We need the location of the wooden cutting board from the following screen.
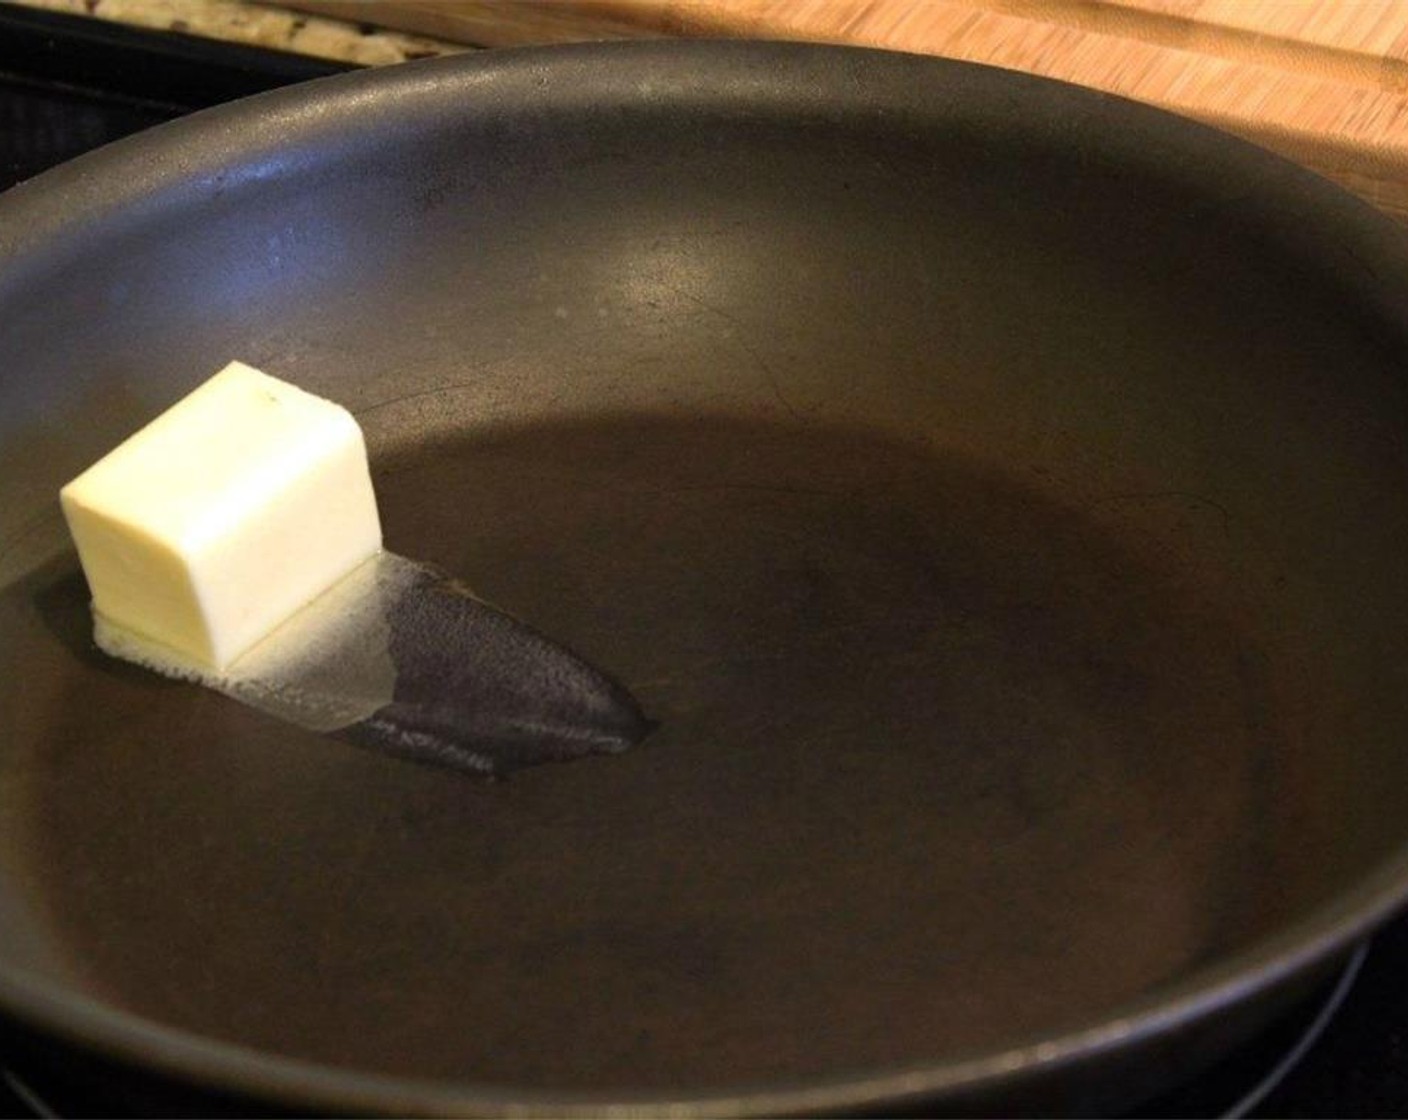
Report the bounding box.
[287,0,1408,225]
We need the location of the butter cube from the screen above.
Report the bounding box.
[60,361,382,671]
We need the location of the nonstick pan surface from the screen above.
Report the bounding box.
[3,41,1408,1116]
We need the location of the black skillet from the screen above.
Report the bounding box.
[2,40,1408,1116]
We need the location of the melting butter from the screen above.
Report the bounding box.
[95,551,652,777]
[64,362,651,776]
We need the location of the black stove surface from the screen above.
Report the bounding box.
[1,6,1406,1116]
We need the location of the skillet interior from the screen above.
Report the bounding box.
[2,41,1408,1114]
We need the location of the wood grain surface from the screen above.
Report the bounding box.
[289,0,1408,223]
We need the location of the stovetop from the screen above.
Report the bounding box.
[1,6,1406,1116]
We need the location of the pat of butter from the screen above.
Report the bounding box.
[60,361,382,671]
